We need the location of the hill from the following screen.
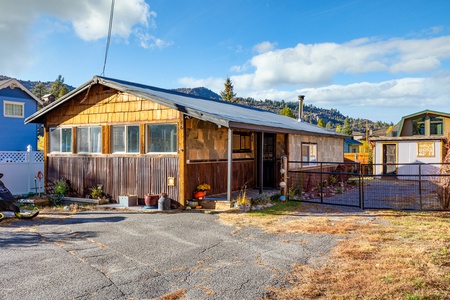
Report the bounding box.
[0,75,75,94]
[176,87,391,132]
[174,87,221,100]
[2,75,390,132]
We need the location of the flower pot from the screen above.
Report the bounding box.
[144,195,158,206]
[144,195,151,206]
[193,191,206,199]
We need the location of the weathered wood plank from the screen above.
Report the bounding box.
[47,156,180,203]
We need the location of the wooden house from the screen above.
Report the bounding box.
[370,110,450,175]
[0,79,42,151]
[25,76,346,206]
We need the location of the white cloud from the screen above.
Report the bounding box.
[0,0,167,75]
[230,36,450,90]
[253,41,277,54]
[177,77,225,91]
[235,74,450,123]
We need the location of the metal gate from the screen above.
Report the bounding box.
[287,161,450,211]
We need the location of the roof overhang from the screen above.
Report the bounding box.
[370,135,446,142]
[25,75,347,139]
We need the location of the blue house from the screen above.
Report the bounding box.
[0,79,42,151]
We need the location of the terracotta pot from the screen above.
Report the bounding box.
[193,191,206,199]
[144,195,158,206]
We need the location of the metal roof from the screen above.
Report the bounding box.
[26,75,346,138]
[344,138,363,145]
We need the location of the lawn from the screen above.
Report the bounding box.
[219,201,450,299]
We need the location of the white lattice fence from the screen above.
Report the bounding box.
[0,151,44,195]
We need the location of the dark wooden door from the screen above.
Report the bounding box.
[262,133,275,187]
[383,144,397,175]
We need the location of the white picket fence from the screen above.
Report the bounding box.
[0,151,44,195]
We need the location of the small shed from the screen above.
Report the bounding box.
[25,76,346,206]
[371,110,450,176]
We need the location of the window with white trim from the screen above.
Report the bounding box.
[111,125,140,153]
[77,126,102,153]
[302,143,317,166]
[146,124,177,153]
[3,101,24,118]
[50,128,72,153]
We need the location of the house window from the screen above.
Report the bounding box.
[3,101,24,118]
[146,124,177,153]
[430,117,443,135]
[233,132,252,153]
[77,126,102,153]
[412,117,425,135]
[111,125,140,153]
[302,143,317,166]
[49,128,72,153]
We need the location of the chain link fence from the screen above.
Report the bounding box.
[287,161,450,211]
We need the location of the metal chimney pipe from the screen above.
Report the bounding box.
[298,95,305,121]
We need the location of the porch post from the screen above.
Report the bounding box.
[227,128,233,202]
[259,132,264,193]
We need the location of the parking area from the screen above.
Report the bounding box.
[0,210,339,300]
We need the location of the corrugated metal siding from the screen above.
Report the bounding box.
[48,156,179,202]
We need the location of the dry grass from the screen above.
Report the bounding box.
[219,203,450,299]
[153,289,187,300]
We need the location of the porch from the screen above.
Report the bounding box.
[196,188,280,210]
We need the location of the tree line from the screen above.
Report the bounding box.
[219,77,392,134]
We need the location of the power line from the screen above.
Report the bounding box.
[101,0,115,76]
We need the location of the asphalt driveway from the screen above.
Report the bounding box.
[0,210,338,300]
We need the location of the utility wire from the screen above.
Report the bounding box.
[101,0,115,76]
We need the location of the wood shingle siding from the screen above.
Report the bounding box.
[46,86,180,127]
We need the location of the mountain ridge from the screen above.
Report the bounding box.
[1,75,390,132]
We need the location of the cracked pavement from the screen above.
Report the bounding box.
[0,211,338,299]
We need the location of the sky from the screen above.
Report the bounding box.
[1,0,450,124]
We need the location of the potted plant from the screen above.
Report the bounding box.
[194,183,211,199]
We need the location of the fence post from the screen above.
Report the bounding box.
[27,151,31,193]
[360,165,364,209]
[320,162,323,203]
[419,164,423,210]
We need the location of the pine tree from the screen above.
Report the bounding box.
[326,121,333,130]
[50,75,69,99]
[342,117,353,135]
[32,82,48,100]
[220,76,237,102]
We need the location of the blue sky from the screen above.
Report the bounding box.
[1,0,450,123]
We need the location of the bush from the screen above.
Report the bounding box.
[53,179,68,196]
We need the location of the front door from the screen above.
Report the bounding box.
[382,144,397,175]
[262,133,275,187]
